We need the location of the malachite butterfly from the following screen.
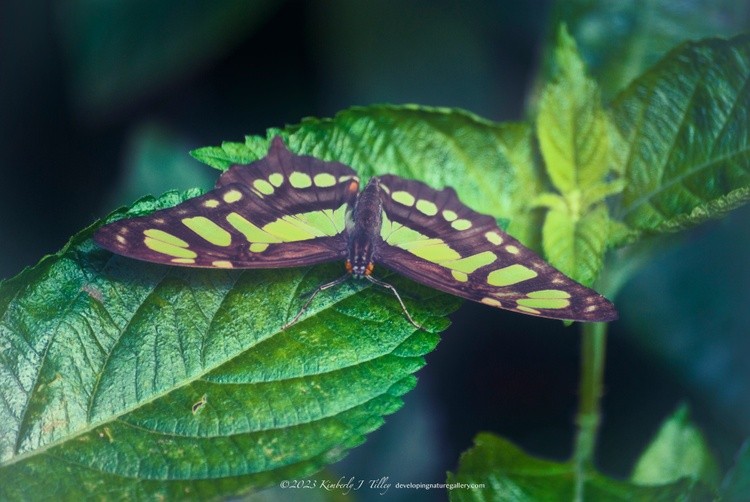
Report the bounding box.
[95,136,617,326]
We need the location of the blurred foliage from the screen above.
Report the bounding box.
[107,122,215,209]
[57,0,282,120]
[542,0,750,101]
[447,432,713,501]
[721,439,750,501]
[619,204,750,438]
[1,0,750,499]
[631,405,720,487]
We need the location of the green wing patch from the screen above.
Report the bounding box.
[374,175,616,322]
[95,137,359,269]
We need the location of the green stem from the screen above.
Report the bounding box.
[573,321,608,501]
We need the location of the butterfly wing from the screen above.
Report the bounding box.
[373,175,617,322]
[95,137,360,269]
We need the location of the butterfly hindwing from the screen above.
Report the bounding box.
[374,175,616,322]
[94,137,359,269]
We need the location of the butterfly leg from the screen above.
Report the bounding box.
[283,274,351,330]
[365,276,423,330]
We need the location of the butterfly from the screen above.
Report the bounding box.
[94,136,617,328]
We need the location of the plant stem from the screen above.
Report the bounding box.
[573,321,608,501]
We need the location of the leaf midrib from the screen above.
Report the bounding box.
[0,264,391,469]
[619,43,750,221]
[621,146,750,221]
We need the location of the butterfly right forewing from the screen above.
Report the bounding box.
[95,137,360,269]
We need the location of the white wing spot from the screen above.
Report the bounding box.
[171,258,195,264]
[203,199,220,208]
[392,191,415,207]
[313,173,337,187]
[416,199,438,216]
[289,171,313,188]
[451,219,472,231]
[451,270,468,282]
[485,231,503,245]
[517,306,541,315]
[442,210,458,222]
[481,297,502,308]
[253,179,275,195]
[223,190,243,203]
[116,235,126,244]
[585,305,598,312]
[269,173,284,187]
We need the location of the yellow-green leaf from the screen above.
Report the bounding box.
[632,405,721,488]
[537,26,610,194]
[542,203,609,287]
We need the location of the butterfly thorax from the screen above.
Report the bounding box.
[345,177,383,278]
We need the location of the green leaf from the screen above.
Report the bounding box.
[721,439,750,501]
[537,26,611,195]
[542,203,609,287]
[611,34,750,235]
[2,104,539,498]
[546,0,750,100]
[0,189,459,499]
[534,27,619,286]
[192,104,544,246]
[631,404,720,488]
[447,433,712,502]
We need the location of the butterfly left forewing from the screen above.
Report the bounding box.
[374,175,617,322]
[95,137,359,269]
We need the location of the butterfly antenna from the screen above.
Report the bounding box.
[283,274,350,330]
[365,275,423,330]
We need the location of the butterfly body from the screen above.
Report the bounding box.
[95,136,617,323]
[346,176,384,278]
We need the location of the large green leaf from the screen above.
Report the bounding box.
[611,34,750,235]
[447,433,713,501]
[192,105,543,246]
[0,189,458,499]
[545,0,750,100]
[0,105,545,498]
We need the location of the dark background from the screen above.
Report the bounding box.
[2,1,749,500]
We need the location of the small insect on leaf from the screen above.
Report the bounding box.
[192,394,208,415]
[96,136,617,326]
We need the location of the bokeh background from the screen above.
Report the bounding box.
[2,1,749,499]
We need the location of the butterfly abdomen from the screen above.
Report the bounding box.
[346,177,383,277]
